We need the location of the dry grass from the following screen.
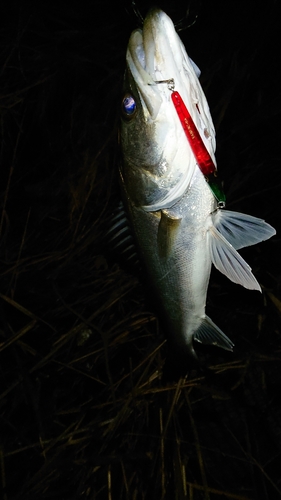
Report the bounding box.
[0,1,280,499]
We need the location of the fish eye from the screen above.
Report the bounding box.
[122,93,137,119]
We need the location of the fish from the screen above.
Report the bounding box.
[118,8,276,358]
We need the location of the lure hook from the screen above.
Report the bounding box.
[149,79,175,91]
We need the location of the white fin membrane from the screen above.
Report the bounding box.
[212,209,276,250]
[208,226,261,291]
[193,316,234,351]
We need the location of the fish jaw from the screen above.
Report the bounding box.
[120,8,216,210]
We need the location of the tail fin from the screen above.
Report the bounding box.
[212,209,276,250]
[208,225,261,290]
[208,209,276,290]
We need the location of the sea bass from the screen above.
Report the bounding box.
[119,9,275,357]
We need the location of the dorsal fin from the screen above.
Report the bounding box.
[105,201,140,269]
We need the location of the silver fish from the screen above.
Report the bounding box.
[119,9,276,357]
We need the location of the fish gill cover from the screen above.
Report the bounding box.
[0,1,280,499]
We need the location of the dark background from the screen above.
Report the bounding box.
[0,1,280,499]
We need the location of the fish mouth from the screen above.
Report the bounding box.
[126,8,188,119]
[124,9,216,211]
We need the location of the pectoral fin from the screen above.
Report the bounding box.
[157,210,181,259]
[212,209,276,250]
[208,225,261,291]
[193,316,234,351]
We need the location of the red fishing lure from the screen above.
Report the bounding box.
[171,90,216,177]
[151,79,226,204]
[172,89,225,204]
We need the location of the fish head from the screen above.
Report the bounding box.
[120,8,216,211]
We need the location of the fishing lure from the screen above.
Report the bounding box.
[151,78,226,205]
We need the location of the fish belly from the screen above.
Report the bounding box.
[125,169,215,350]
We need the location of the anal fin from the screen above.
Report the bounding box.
[193,316,234,351]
